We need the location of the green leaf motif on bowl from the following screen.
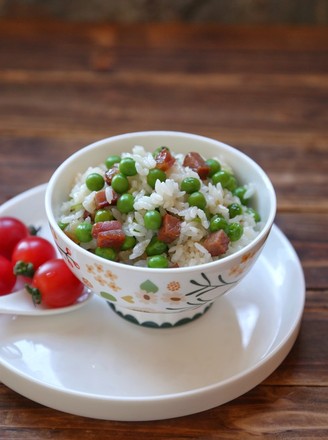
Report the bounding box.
[100,291,117,302]
[165,272,238,311]
[140,280,159,293]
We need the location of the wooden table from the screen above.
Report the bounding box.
[0,20,327,439]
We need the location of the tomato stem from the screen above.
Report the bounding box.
[28,225,41,236]
[13,260,35,277]
[25,284,42,305]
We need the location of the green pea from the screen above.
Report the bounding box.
[146,236,168,256]
[234,186,249,205]
[228,203,243,218]
[111,173,129,194]
[75,222,93,243]
[119,157,137,176]
[226,175,238,191]
[144,210,162,230]
[121,235,137,251]
[85,173,104,191]
[147,255,169,268]
[211,170,231,188]
[94,209,114,223]
[209,214,228,232]
[180,177,201,194]
[247,207,261,223]
[227,223,244,242]
[187,191,207,210]
[117,193,135,213]
[105,155,121,169]
[95,247,117,261]
[147,168,166,189]
[205,158,221,177]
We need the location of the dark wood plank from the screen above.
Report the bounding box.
[265,290,328,386]
[1,71,327,135]
[1,21,328,72]
[1,384,328,439]
[275,213,328,288]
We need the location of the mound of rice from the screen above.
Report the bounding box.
[58,145,262,267]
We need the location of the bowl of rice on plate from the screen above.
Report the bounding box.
[45,131,276,327]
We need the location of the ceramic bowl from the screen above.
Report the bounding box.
[45,131,276,328]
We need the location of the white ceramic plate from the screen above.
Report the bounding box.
[0,184,305,421]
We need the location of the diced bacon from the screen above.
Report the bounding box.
[92,220,125,249]
[92,220,122,238]
[157,213,181,244]
[197,165,211,180]
[107,189,119,205]
[94,189,118,209]
[155,147,176,171]
[202,230,230,257]
[97,229,126,250]
[104,165,119,185]
[94,190,110,209]
[183,152,210,180]
[83,210,93,220]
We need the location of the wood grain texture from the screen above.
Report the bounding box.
[1,0,327,25]
[0,20,327,439]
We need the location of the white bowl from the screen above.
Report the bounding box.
[45,131,276,327]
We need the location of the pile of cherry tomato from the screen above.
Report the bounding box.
[0,216,84,308]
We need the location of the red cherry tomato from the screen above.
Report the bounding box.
[0,255,16,295]
[32,259,84,308]
[12,236,57,276]
[0,217,29,259]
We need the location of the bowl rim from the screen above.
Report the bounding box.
[45,130,276,274]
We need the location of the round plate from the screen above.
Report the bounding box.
[0,184,305,421]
